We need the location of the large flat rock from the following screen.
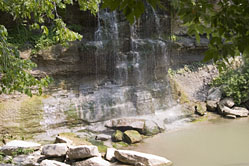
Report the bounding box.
[67,145,100,160]
[114,150,172,166]
[219,105,248,117]
[105,118,145,132]
[41,143,68,157]
[0,140,41,155]
[40,159,70,166]
[72,157,110,166]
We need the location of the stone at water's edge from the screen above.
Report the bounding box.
[67,145,100,160]
[106,118,163,136]
[144,120,161,136]
[206,100,217,112]
[195,102,207,116]
[72,157,110,166]
[219,105,248,117]
[219,98,235,108]
[123,130,143,144]
[207,87,222,102]
[40,159,70,166]
[112,130,124,142]
[41,143,68,157]
[114,150,173,166]
[105,118,145,132]
[0,140,41,155]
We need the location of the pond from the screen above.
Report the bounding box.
[133,116,249,166]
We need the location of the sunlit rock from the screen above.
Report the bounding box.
[0,140,41,155]
[115,150,172,166]
[67,145,100,160]
[41,144,68,157]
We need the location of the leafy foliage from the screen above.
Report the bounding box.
[102,0,162,23]
[0,0,101,96]
[173,0,249,69]
[212,61,249,104]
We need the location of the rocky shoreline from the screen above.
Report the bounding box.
[0,134,172,166]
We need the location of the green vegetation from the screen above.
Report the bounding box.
[112,141,129,149]
[11,148,34,156]
[88,138,108,153]
[173,0,249,69]
[212,61,249,104]
[59,132,92,145]
[0,0,248,96]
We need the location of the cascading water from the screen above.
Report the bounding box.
[33,4,183,138]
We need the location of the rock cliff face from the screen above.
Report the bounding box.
[29,3,207,123]
[0,3,207,126]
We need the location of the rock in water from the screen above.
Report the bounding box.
[115,150,172,166]
[111,130,123,142]
[40,159,70,166]
[67,145,100,160]
[219,98,235,108]
[144,120,160,136]
[73,157,111,166]
[123,130,142,144]
[41,144,68,157]
[219,105,248,117]
[206,100,217,112]
[0,140,41,155]
[194,102,207,116]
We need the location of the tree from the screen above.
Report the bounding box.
[0,0,248,96]
[172,0,249,70]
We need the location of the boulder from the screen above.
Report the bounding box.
[219,105,248,117]
[206,100,217,112]
[105,118,145,132]
[40,160,70,166]
[144,120,160,136]
[105,148,116,162]
[67,145,100,160]
[114,150,172,166]
[0,140,41,155]
[123,130,142,144]
[95,134,111,141]
[111,130,123,142]
[41,143,68,157]
[219,98,235,108]
[13,151,44,166]
[207,87,222,102]
[72,157,110,166]
[194,102,207,116]
[55,136,73,145]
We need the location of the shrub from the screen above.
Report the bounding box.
[212,61,249,105]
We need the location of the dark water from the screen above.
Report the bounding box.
[133,117,249,166]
